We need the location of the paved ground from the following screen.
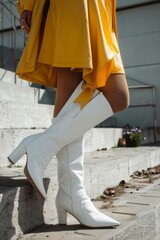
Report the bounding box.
[18,167,160,240]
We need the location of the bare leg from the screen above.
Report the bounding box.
[54,68,82,117]
[54,69,129,117]
[98,74,130,113]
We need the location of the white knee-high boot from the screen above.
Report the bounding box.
[8,81,85,196]
[8,81,84,161]
[56,137,119,227]
[8,91,113,200]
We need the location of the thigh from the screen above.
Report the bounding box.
[98,74,130,113]
[54,68,82,117]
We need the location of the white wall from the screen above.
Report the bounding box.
[115,1,160,128]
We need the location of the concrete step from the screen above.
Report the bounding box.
[17,178,160,240]
[0,146,160,240]
[0,101,53,129]
[0,82,54,105]
[0,128,122,167]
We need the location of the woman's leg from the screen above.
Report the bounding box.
[54,69,119,227]
[8,69,129,205]
[98,74,130,113]
[54,68,82,117]
[54,69,129,116]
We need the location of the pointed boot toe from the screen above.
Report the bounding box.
[97,213,120,227]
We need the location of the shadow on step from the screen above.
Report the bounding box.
[0,176,50,240]
[26,223,87,234]
[27,222,116,235]
[0,177,17,240]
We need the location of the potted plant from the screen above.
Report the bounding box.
[123,127,143,147]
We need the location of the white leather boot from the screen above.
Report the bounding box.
[8,91,113,200]
[8,81,84,198]
[8,80,84,163]
[56,137,119,227]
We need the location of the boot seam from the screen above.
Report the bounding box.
[66,144,74,214]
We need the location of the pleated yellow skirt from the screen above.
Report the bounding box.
[16,0,125,108]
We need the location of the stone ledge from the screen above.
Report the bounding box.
[0,128,122,167]
[0,82,54,105]
[0,164,57,240]
[0,101,53,129]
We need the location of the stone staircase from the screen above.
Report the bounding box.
[0,68,55,167]
[0,68,123,240]
[0,68,122,167]
[1,68,160,240]
[0,68,57,239]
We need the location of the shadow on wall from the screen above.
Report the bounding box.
[31,84,56,105]
[0,46,22,72]
[0,45,56,105]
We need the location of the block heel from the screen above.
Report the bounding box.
[57,208,67,225]
[8,142,26,164]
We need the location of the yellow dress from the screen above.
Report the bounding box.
[17,0,125,108]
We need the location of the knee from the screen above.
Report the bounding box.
[112,92,130,112]
[118,93,130,111]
